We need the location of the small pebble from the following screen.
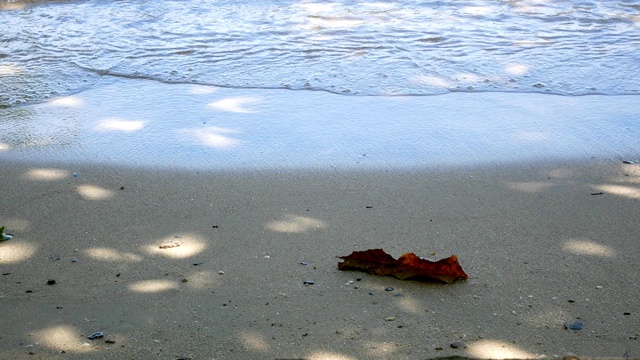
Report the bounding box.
[71,258,77,263]
[450,341,467,349]
[303,280,315,285]
[385,287,394,292]
[218,271,225,275]
[384,317,395,321]
[394,293,405,298]
[596,285,603,289]
[564,321,584,330]
[73,172,78,177]
[88,332,104,340]
[300,262,308,266]
[105,339,116,344]
[47,279,56,285]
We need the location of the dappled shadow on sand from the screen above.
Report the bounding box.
[0,160,638,359]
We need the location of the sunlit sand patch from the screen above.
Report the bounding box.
[23,168,70,181]
[466,339,537,359]
[0,241,37,264]
[265,214,326,234]
[179,126,241,149]
[128,279,180,293]
[208,96,261,113]
[563,239,616,257]
[505,63,530,76]
[238,330,270,352]
[595,184,640,199]
[505,181,553,193]
[48,96,83,107]
[146,234,207,259]
[84,247,143,262]
[0,142,12,151]
[32,325,95,353]
[76,185,115,201]
[307,351,356,360]
[95,118,145,133]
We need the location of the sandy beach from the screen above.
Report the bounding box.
[1,82,639,359]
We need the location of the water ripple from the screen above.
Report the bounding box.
[1,0,639,106]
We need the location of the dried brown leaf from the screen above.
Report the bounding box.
[338,248,468,284]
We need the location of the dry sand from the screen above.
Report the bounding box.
[0,159,639,359]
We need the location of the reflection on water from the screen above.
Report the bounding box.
[0,79,638,169]
[1,0,639,106]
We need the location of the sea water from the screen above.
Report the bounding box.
[1,0,639,107]
[0,0,639,168]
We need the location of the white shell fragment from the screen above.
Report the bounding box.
[159,240,181,249]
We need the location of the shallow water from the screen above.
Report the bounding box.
[1,80,638,169]
[1,0,639,107]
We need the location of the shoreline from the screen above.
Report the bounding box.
[1,78,639,170]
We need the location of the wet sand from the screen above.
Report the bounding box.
[0,82,639,359]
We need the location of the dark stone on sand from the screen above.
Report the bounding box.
[564,321,584,330]
[88,332,104,339]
